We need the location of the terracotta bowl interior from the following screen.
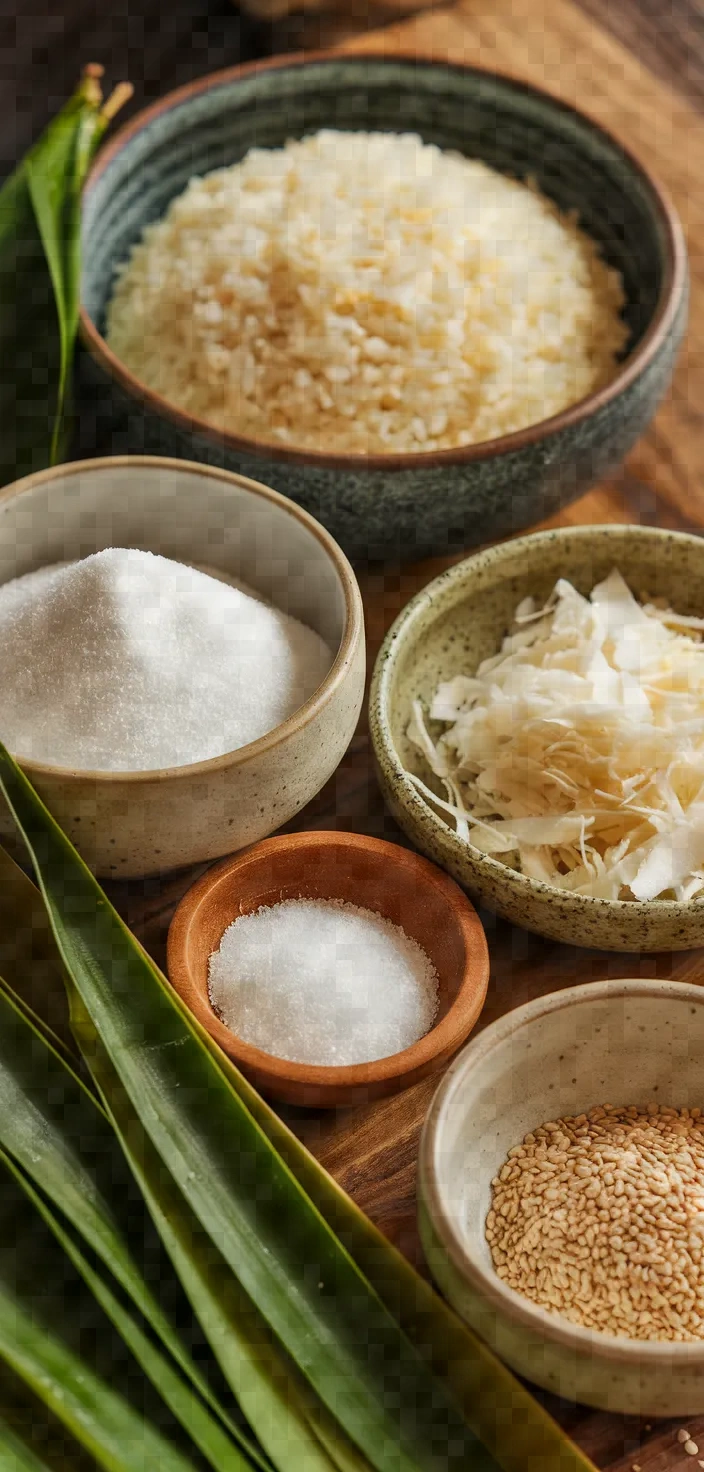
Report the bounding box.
[167,832,489,1104]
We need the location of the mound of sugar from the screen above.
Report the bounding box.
[208,897,439,1066]
[0,547,332,771]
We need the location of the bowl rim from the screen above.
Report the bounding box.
[79,49,687,473]
[370,521,704,916]
[165,829,490,1094]
[0,454,364,784]
[420,975,704,1363]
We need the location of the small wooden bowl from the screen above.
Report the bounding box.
[166,831,490,1107]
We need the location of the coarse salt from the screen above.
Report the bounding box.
[207,898,439,1066]
[0,548,331,771]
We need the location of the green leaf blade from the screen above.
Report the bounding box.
[0,70,117,481]
[0,747,598,1472]
[0,1266,196,1472]
[70,990,358,1472]
[0,747,492,1472]
[217,1044,598,1472]
[0,972,266,1468]
[0,1148,254,1472]
[0,846,77,1057]
[0,1414,54,1471]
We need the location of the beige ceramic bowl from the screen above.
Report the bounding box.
[0,456,365,877]
[370,523,704,951]
[418,977,704,1416]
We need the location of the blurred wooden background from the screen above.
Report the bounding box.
[3,0,704,174]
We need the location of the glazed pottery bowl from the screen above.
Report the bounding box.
[166,831,490,1107]
[80,52,687,565]
[419,978,704,1416]
[370,523,704,952]
[0,456,364,878]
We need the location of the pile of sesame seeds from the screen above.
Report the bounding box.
[486,1104,704,1341]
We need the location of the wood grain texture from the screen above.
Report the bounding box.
[575,0,704,117]
[92,0,704,1465]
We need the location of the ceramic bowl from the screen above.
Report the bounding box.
[79,52,687,565]
[0,456,365,878]
[419,977,704,1416]
[370,522,704,952]
[166,830,490,1107]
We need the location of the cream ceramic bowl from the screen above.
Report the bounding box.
[370,523,704,951]
[0,456,365,877]
[419,978,704,1417]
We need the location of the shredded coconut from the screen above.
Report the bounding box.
[208,898,438,1065]
[0,548,331,771]
[106,130,627,455]
[407,569,704,902]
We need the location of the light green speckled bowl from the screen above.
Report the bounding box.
[370,524,704,952]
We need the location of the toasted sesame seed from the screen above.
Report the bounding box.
[685,1442,700,1457]
[678,1429,692,1443]
[486,1108,704,1341]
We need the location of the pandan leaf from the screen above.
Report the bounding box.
[0,845,74,1056]
[0,68,130,481]
[0,1147,256,1472]
[0,1172,197,1472]
[0,1359,95,1472]
[0,977,269,1472]
[214,1044,596,1472]
[68,989,368,1472]
[0,927,353,1472]
[0,743,496,1472]
[0,959,346,1472]
[0,1413,54,1470]
[0,743,598,1472]
[0,845,589,1472]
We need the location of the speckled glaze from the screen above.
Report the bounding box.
[0,457,365,877]
[370,523,704,952]
[80,53,687,565]
[419,979,704,1415]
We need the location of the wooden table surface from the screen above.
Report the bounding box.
[24,0,700,1466]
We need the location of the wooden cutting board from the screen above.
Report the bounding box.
[117,3,704,1466]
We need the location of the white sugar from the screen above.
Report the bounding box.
[0,548,331,771]
[207,898,439,1066]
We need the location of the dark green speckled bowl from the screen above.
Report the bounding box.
[80,53,688,565]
